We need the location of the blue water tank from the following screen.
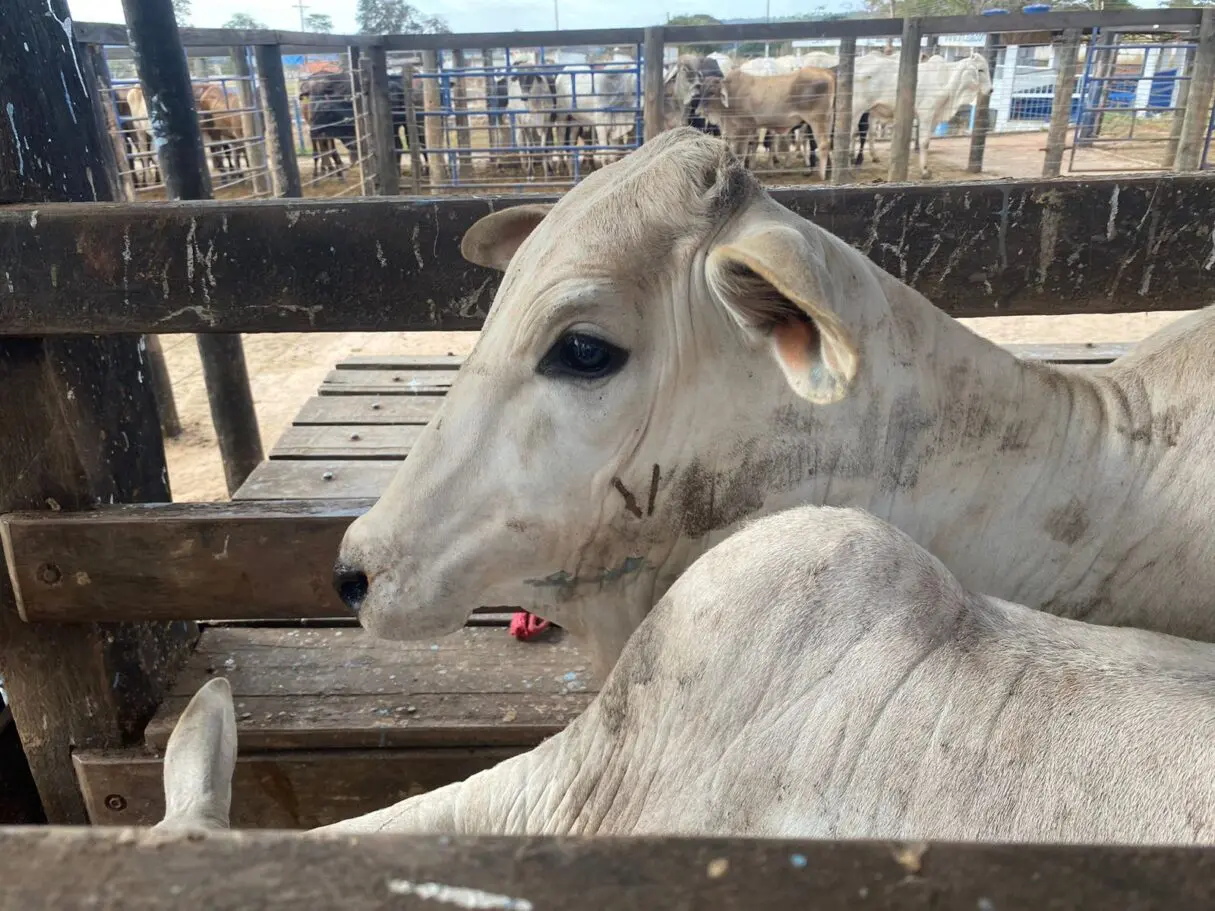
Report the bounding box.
[982,8,1009,14]
[1023,3,1051,12]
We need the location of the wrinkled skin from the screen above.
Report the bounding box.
[171,507,1215,843]
[338,127,1215,676]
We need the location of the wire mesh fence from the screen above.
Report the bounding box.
[99,48,273,200]
[89,17,1215,202]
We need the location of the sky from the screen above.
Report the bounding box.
[66,0,859,36]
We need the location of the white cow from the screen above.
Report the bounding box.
[553,57,639,170]
[170,507,1215,843]
[851,51,992,175]
[706,52,735,76]
[502,68,557,179]
[335,129,1215,676]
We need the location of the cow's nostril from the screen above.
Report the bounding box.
[334,565,369,614]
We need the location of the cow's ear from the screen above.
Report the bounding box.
[153,677,236,832]
[708,224,857,405]
[461,204,553,271]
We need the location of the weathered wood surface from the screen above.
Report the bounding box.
[0,0,197,824]
[234,460,401,500]
[6,827,1215,910]
[75,746,525,828]
[320,369,457,395]
[144,627,593,751]
[4,175,1215,334]
[1,501,369,622]
[295,396,445,425]
[271,425,423,460]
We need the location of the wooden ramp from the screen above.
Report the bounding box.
[72,341,1132,829]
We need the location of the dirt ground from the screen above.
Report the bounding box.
[161,307,1192,502]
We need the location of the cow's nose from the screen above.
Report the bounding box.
[333,564,369,615]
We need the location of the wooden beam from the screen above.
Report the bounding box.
[75,746,528,828]
[888,17,923,183]
[967,33,1000,174]
[1175,8,1215,172]
[0,501,371,622]
[7,827,1215,909]
[831,36,856,185]
[4,174,1214,333]
[643,27,666,142]
[1043,30,1082,179]
[0,0,197,825]
[254,44,304,199]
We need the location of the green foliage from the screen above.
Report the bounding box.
[357,0,449,34]
[304,13,334,32]
[224,13,266,29]
[171,0,191,26]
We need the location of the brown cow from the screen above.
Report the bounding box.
[194,83,247,176]
[699,67,834,180]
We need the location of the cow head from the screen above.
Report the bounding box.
[336,129,879,673]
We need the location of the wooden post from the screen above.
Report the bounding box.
[1042,29,1082,179]
[1175,8,1215,171]
[367,46,400,195]
[123,0,265,495]
[0,0,195,823]
[967,32,1000,174]
[451,49,472,176]
[142,335,182,439]
[230,46,270,196]
[832,36,857,185]
[1164,36,1195,169]
[643,26,666,142]
[80,44,130,202]
[253,44,303,199]
[887,17,922,182]
[481,47,499,158]
[402,64,425,195]
[421,49,449,188]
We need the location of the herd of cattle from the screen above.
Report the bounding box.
[111,47,992,190]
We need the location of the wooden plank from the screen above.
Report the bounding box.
[6,176,1215,334]
[233,460,400,500]
[1003,341,1130,364]
[1,501,369,623]
[337,355,465,370]
[294,395,444,425]
[75,746,525,828]
[0,0,197,825]
[270,425,420,460]
[320,370,456,396]
[0,500,529,623]
[6,828,1215,910]
[144,627,594,751]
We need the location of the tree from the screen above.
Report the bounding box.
[667,13,724,53]
[304,13,334,32]
[171,0,191,26]
[224,13,266,28]
[357,0,449,34]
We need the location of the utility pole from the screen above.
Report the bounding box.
[293,0,308,30]
[554,0,559,30]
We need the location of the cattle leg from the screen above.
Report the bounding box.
[808,111,831,181]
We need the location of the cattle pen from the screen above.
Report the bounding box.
[5,0,1215,904]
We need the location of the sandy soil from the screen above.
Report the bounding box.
[161,307,1192,502]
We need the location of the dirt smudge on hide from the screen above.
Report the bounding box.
[1045,497,1089,546]
[673,449,771,539]
[612,477,643,518]
[596,616,660,736]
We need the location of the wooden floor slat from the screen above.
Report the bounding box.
[335,354,465,370]
[270,425,420,460]
[293,395,443,425]
[145,627,594,752]
[234,460,401,500]
[320,369,456,396]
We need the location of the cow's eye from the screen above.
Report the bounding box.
[538,331,628,380]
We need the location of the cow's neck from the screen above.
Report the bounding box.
[803,275,1134,607]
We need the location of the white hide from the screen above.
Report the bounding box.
[174,507,1215,843]
[553,60,639,167]
[338,128,1215,676]
[152,677,236,833]
[852,52,992,175]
